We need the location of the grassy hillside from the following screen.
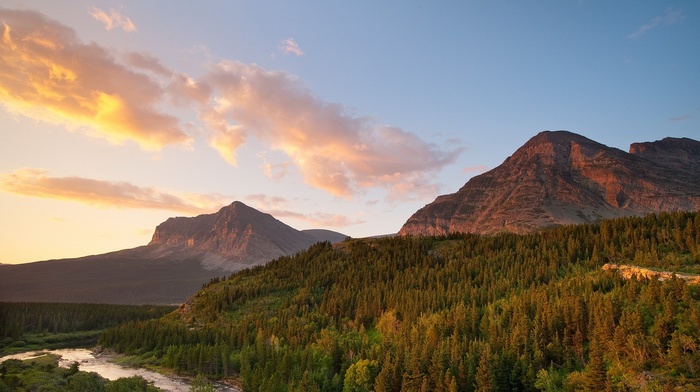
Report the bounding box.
[100,211,700,391]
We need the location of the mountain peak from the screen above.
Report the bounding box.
[524,130,596,146]
[149,201,318,271]
[400,131,700,236]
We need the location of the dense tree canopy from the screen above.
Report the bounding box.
[100,211,700,391]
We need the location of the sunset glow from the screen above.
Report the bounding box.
[0,2,697,263]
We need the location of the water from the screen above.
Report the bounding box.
[0,349,239,392]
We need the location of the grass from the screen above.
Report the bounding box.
[22,353,61,366]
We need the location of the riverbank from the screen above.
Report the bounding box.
[0,348,240,391]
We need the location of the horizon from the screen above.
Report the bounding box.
[1,2,699,264]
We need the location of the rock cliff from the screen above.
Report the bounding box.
[149,201,319,270]
[399,131,700,236]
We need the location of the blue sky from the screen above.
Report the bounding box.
[1,1,698,263]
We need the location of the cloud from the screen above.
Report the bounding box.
[246,194,290,209]
[0,9,459,201]
[0,9,189,149]
[264,207,362,228]
[463,165,489,174]
[280,38,304,56]
[245,194,362,228]
[195,61,461,199]
[0,168,228,214]
[256,152,292,180]
[628,7,685,39]
[669,113,691,122]
[124,52,172,77]
[89,7,136,32]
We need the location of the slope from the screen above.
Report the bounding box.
[100,211,700,390]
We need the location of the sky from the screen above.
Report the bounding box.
[1,1,698,264]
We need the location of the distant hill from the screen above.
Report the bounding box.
[400,131,700,236]
[302,229,350,243]
[0,202,346,304]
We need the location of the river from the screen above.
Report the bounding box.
[0,349,240,392]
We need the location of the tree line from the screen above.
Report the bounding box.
[1,302,175,353]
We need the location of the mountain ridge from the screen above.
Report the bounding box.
[399,130,700,236]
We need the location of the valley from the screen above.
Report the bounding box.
[1,132,699,391]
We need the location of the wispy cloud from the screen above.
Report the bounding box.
[668,106,700,122]
[245,194,362,228]
[628,7,685,39]
[463,165,489,174]
[669,113,691,122]
[280,38,304,56]
[0,9,189,150]
[194,61,461,199]
[0,169,228,214]
[124,52,172,77]
[89,7,136,32]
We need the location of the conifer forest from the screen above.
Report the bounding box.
[95,212,700,391]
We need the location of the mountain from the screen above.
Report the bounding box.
[399,131,700,236]
[0,202,345,304]
[148,201,320,271]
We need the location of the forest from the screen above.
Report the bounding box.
[0,303,175,354]
[92,211,700,391]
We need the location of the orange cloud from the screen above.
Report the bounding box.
[196,61,461,199]
[0,168,228,214]
[89,7,136,32]
[0,9,189,150]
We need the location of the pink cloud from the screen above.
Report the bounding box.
[280,38,304,56]
[194,61,461,199]
[244,194,362,228]
[89,7,136,32]
[124,52,172,77]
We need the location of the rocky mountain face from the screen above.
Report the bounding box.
[0,201,344,304]
[399,131,700,236]
[148,201,319,271]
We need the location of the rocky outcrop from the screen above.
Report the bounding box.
[603,263,700,285]
[400,131,700,236]
[629,137,700,174]
[149,201,319,270]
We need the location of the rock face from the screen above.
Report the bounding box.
[149,201,319,271]
[399,131,700,236]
